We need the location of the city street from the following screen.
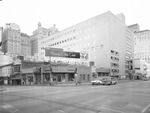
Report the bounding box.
[0,81,150,113]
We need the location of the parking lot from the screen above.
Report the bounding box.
[0,80,150,113]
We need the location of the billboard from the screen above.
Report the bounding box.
[45,47,88,60]
[45,48,80,59]
[45,47,63,57]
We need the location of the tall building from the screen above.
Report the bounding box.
[21,33,31,56]
[128,24,140,33]
[2,23,21,57]
[39,11,134,78]
[2,23,31,58]
[0,27,3,51]
[134,30,150,63]
[31,22,58,59]
[128,24,150,63]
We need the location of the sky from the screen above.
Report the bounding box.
[0,0,149,35]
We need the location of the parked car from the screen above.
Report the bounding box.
[91,78,103,85]
[142,77,149,81]
[101,77,117,85]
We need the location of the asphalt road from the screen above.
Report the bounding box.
[0,81,150,113]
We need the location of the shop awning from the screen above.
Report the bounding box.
[52,70,75,73]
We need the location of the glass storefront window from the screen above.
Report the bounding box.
[68,74,74,81]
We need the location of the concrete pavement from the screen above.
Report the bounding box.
[0,80,150,113]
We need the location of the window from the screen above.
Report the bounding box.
[87,74,90,81]
[126,37,132,42]
[126,44,132,49]
[83,74,85,81]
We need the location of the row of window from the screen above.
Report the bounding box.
[46,29,76,42]
[135,52,150,55]
[110,50,119,56]
[135,36,150,41]
[111,56,119,62]
[111,62,119,68]
[47,36,76,47]
[126,50,132,56]
[126,37,132,43]
[126,44,132,49]
[111,69,119,73]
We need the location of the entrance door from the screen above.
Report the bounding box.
[58,75,61,82]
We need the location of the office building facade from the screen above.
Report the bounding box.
[2,23,21,57]
[31,22,58,60]
[39,11,134,78]
[128,24,140,33]
[21,33,31,56]
[134,30,150,63]
[2,23,32,58]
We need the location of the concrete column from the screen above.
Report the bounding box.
[33,74,36,84]
[41,73,43,84]
[65,74,68,82]
[26,74,28,85]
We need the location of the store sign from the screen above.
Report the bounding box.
[80,52,88,60]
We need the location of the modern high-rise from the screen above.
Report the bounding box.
[39,11,134,78]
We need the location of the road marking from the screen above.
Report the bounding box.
[1,104,13,109]
[142,104,150,113]
[1,104,20,113]
[78,103,125,113]
[58,110,65,113]
[99,106,125,113]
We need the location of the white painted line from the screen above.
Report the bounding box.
[58,110,65,113]
[1,104,20,113]
[12,109,20,113]
[99,106,124,113]
[1,104,13,109]
[142,104,150,113]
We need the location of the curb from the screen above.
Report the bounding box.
[0,89,6,92]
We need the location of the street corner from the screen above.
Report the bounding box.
[0,104,20,113]
[0,89,6,92]
[142,104,150,113]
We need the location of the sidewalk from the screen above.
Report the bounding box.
[0,79,141,89]
[54,79,139,87]
[0,89,6,92]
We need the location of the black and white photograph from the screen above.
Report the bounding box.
[0,0,150,113]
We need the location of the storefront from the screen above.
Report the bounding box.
[42,64,92,84]
[11,73,22,85]
[96,68,110,77]
[11,60,92,85]
[42,65,77,84]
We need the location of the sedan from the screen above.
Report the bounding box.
[91,78,103,85]
[101,77,117,85]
